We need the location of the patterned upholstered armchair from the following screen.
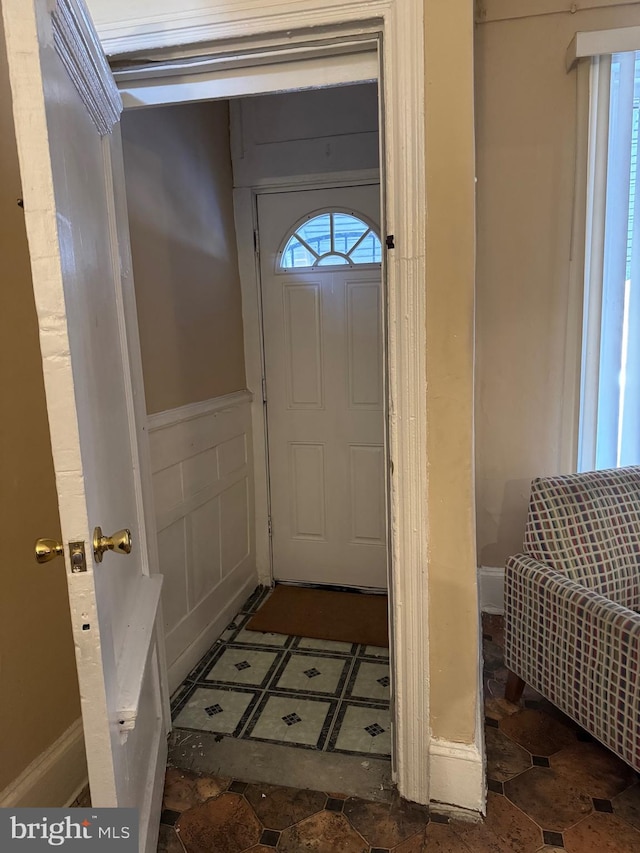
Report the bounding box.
[504,466,640,772]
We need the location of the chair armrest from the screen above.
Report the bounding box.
[504,553,640,769]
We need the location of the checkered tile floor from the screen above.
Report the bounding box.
[170,587,391,759]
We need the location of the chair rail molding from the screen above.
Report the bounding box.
[147,389,253,432]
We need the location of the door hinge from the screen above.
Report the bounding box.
[268,516,273,538]
[253,229,259,254]
[262,376,267,403]
[386,234,395,250]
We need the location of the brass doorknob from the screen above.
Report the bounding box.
[35,538,64,564]
[93,526,132,563]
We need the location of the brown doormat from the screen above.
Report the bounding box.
[245,585,389,647]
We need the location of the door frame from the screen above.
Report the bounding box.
[100,0,484,812]
[224,27,429,800]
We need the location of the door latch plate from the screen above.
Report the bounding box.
[69,541,87,573]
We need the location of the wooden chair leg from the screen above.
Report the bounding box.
[505,671,526,704]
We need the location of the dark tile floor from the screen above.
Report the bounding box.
[158,613,640,852]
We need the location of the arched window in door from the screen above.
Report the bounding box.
[278,210,382,270]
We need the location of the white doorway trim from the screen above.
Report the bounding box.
[100,0,483,812]
[115,39,379,108]
[92,2,416,58]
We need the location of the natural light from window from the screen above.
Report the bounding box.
[579,50,640,470]
[280,211,382,269]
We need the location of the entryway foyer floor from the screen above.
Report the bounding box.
[159,611,640,852]
[170,587,391,760]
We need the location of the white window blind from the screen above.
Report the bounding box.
[579,51,640,471]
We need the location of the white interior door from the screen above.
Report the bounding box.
[3,1,168,849]
[259,185,387,589]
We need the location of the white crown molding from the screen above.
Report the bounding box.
[88,1,393,56]
[51,0,122,134]
[146,390,253,432]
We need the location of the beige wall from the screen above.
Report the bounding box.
[0,20,81,793]
[122,102,246,415]
[475,0,640,568]
[426,0,479,744]
[231,84,379,186]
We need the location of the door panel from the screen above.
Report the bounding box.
[2,1,167,849]
[348,282,382,407]
[284,283,324,407]
[258,186,387,589]
[349,444,386,544]
[290,443,327,539]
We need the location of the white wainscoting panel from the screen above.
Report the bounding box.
[147,391,258,692]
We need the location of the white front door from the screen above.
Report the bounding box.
[258,186,387,589]
[3,1,167,849]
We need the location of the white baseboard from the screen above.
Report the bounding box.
[478,565,504,614]
[0,718,87,808]
[429,736,485,816]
